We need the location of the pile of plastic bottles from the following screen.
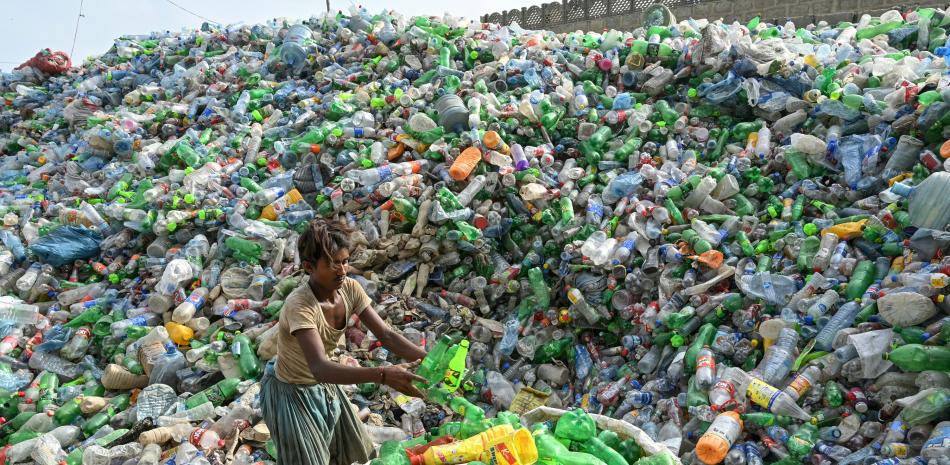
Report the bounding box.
[0,3,949,465]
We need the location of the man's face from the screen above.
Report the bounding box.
[305,248,350,290]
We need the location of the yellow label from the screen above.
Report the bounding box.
[746,378,780,410]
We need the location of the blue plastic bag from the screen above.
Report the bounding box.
[29,226,102,266]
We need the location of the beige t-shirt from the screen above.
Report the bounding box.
[275,277,372,385]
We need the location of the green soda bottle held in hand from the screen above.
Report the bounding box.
[415,335,452,389]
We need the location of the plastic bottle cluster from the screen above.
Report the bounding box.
[0,4,948,465]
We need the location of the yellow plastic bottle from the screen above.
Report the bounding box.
[417,424,515,465]
[260,188,303,220]
[820,219,867,240]
[475,428,539,465]
[165,321,194,346]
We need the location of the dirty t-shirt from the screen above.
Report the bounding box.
[275,277,372,384]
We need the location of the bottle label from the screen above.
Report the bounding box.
[487,442,519,465]
[190,427,207,447]
[697,354,715,370]
[921,425,950,453]
[888,443,909,457]
[75,327,91,339]
[378,165,393,181]
[747,378,781,410]
[186,292,205,309]
[707,416,740,442]
[786,374,812,398]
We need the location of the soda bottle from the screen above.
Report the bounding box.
[184,378,241,409]
[232,333,262,379]
[884,344,950,372]
[81,393,131,437]
[695,346,716,390]
[532,424,607,465]
[786,423,818,457]
[696,411,743,465]
[415,335,453,389]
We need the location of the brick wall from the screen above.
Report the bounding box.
[482,0,950,33]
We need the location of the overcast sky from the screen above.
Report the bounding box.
[0,0,541,69]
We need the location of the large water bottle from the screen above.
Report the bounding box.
[149,342,186,387]
[280,24,312,71]
[434,94,470,134]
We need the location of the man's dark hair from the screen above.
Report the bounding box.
[298,218,352,264]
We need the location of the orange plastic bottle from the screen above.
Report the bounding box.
[695,411,743,465]
[448,147,482,181]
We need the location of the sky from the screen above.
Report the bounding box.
[0,0,541,70]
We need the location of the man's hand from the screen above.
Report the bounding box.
[383,361,427,398]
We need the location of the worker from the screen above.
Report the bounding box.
[260,218,428,465]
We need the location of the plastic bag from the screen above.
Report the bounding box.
[29,226,102,266]
[847,329,895,378]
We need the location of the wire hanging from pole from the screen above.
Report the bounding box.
[70,0,85,58]
[163,0,221,24]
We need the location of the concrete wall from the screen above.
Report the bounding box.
[482,0,950,34]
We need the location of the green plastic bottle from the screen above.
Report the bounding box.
[786,423,818,457]
[233,333,262,379]
[579,436,630,465]
[686,324,717,371]
[441,340,469,392]
[555,408,597,441]
[633,451,677,465]
[415,335,453,389]
[845,260,875,300]
[82,393,131,437]
[185,378,241,409]
[533,424,607,465]
[884,344,950,372]
[449,396,490,438]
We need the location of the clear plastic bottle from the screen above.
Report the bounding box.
[752,327,799,386]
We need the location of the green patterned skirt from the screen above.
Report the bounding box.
[261,361,375,465]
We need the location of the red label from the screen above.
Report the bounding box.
[492,443,517,465]
[190,428,206,447]
[697,354,715,369]
[76,328,91,339]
